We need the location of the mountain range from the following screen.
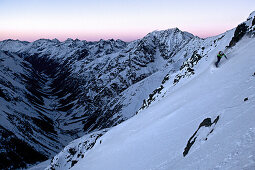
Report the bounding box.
[0,11,254,169]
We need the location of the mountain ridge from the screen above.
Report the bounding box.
[0,27,196,169]
[1,11,255,169]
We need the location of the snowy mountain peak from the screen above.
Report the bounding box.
[145,27,194,40]
[51,38,60,44]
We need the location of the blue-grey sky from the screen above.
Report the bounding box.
[0,0,254,41]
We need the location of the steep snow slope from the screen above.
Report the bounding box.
[68,34,255,170]
[42,29,234,169]
[41,11,255,170]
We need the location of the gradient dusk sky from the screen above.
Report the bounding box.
[0,0,254,42]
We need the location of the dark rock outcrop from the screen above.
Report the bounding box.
[228,23,248,48]
[183,116,219,157]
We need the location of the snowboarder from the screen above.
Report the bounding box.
[215,51,227,67]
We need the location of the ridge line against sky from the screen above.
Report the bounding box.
[0,0,254,42]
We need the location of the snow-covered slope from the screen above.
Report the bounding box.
[68,37,255,170]
[41,11,255,170]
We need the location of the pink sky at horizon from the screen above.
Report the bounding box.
[0,28,229,42]
[0,0,254,42]
[0,29,149,42]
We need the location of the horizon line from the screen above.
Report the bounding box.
[0,26,234,43]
